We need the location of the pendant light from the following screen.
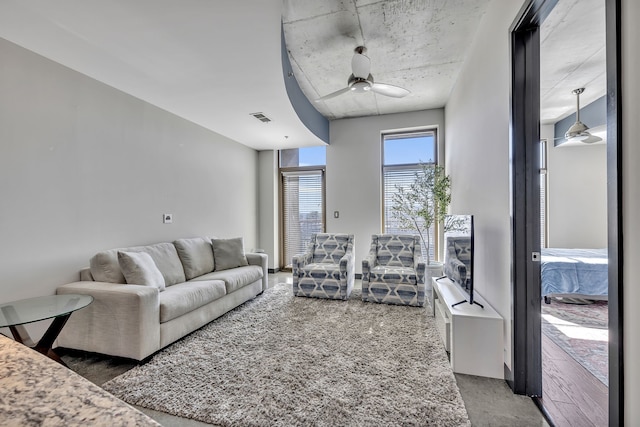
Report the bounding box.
[564,88,602,144]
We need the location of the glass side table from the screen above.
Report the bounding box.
[0,294,93,367]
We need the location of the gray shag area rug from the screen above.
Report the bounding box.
[102,283,470,426]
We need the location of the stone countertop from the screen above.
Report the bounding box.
[0,334,160,427]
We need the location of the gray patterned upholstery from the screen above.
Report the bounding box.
[361,234,426,307]
[444,236,471,286]
[292,233,355,300]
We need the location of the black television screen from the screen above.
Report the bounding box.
[443,214,482,308]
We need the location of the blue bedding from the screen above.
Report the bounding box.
[541,248,608,298]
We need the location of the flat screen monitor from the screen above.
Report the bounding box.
[444,214,482,308]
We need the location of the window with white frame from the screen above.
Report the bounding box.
[382,130,438,259]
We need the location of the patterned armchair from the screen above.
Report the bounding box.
[361,234,426,307]
[292,233,355,300]
[443,236,471,286]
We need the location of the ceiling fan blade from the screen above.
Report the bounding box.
[371,82,410,98]
[563,124,605,143]
[351,52,371,79]
[580,134,603,144]
[315,87,350,102]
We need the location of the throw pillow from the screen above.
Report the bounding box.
[211,237,249,271]
[174,237,215,280]
[117,251,166,291]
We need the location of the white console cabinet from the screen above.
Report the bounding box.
[432,277,504,379]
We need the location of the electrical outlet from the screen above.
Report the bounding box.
[163,213,173,224]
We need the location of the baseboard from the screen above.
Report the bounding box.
[504,363,514,390]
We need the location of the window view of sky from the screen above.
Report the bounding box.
[298,145,326,166]
[384,135,435,165]
[283,134,434,168]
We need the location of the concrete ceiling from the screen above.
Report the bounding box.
[284,0,606,124]
[282,0,493,120]
[0,0,606,149]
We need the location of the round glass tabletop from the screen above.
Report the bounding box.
[0,294,93,328]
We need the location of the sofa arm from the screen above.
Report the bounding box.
[415,261,426,285]
[339,252,354,286]
[246,252,268,292]
[292,251,312,276]
[56,281,160,361]
[362,254,376,283]
[446,258,467,284]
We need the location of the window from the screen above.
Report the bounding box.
[382,130,438,259]
[280,147,326,269]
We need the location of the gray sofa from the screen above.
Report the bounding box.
[443,235,471,286]
[56,237,267,361]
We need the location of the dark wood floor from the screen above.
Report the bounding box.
[541,333,608,427]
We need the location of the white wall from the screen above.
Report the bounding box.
[327,110,445,273]
[258,150,280,270]
[0,38,259,334]
[444,0,527,373]
[546,140,607,248]
[622,0,640,421]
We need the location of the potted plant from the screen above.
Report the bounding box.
[390,163,452,276]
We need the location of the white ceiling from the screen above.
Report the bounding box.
[540,0,606,124]
[0,0,324,151]
[0,0,606,149]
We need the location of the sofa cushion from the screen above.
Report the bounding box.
[312,234,351,264]
[211,238,248,271]
[90,243,186,286]
[454,239,472,262]
[159,280,226,323]
[174,238,215,280]
[375,235,416,268]
[117,251,166,291]
[193,265,263,294]
[369,265,417,285]
[301,263,341,280]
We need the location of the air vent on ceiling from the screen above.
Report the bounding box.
[250,112,271,123]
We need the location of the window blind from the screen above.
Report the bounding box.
[383,166,435,260]
[282,170,325,268]
[540,140,548,248]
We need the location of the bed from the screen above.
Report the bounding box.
[541,248,608,302]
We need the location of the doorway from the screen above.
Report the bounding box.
[509,0,622,426]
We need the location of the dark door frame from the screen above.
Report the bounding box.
[509,0,623,426]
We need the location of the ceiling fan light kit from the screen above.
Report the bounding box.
[564,87,602,144]
[315,46,410,102]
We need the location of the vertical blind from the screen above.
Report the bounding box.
[383,165,435,260]
[539,140,548,248]
[282,170,325,268]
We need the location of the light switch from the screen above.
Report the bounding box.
[333,211,339,218]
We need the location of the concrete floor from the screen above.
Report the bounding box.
[61,273,549,426]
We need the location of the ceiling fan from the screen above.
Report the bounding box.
[564,87,603,144]
[315,46,410,102]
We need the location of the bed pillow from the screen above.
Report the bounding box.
[211,237,249,271]
[117,251,166,291]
